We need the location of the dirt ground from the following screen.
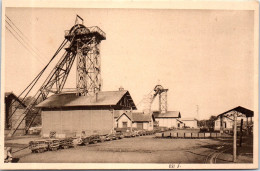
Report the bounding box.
[13,135,229,163]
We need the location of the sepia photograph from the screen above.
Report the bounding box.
[1,0,259,169]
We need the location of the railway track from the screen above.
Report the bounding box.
[204,146,232,163]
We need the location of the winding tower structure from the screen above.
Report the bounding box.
[65,16,106,96]
[7,15,106,137]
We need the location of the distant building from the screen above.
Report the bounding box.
[116,112,154,130]
[214,117,233,131]
[214,106,254,132]
[181,118,198,128]
[214,116,253,131]
[5,92,26,130]
[153,111,182,128]
[36,90,137,138]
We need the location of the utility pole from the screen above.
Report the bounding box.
[233,112,237,162]
[196,105,199,120]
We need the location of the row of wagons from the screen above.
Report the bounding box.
[29,129,156,153]
[29,137,74,153]
[155,132,232,139]
[123,130,155,138]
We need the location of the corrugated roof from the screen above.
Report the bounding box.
[36,90,137,109]
[153,111,181,118]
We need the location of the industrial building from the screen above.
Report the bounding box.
[214,106,254,132]
[181,118,198,128]
[214,117,233,131]
[6,16,179,138]
[36,90,136,138]
[153,111,182,128]
[116,112,154,130]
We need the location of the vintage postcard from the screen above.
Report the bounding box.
[1,0,259,169]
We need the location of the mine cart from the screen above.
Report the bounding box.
[123,131,132,138]
[72,137,84,145]
[97,135,106,143]
[108,132,124,140]
[105,134,113,141]
[146,130,153,135]
[45,139,60,151]
[137,130,143,136]
[131,131,137,137]
[29,140,49,153]
[133,130,140,137]
[115,131,124,139]
[139,130,146,136]
[83,135,99,144]
[59,138,74,149]
[111,133,117,140]
[143,130,149,135]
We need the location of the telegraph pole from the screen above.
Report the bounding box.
[233,112,237,162]
[196,105,199,120]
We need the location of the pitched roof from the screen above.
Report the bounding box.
[5,92,26,107]
[181,118,198,121]
[116,112,154,122]
[217,106,254,118]
[153,111,181,118]
[5,92,13,97]
[36,90,137,109]
[132,113,154,122]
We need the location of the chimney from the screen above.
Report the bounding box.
[119,86,124,91]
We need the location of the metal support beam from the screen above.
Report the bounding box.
[160,90,168,113]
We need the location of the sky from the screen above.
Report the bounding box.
[4,8,255,120]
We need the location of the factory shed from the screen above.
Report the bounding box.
[181,118,198,128]
[116,112,154,130]
[153,111,182,128]
[214,106,254,132]
[5,92,26,131]
[132,113,155,130]
[36,90,136,138]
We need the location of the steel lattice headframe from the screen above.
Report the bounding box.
[65,23,106,96]
[7,16,106,137]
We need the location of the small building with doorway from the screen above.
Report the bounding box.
[5,92,26,133]
[214,106,254,133]
[181,118,198,128]
[116,112,154,130]
[153,111,182,128]
[214,117,233,131]
[36,90,136,138]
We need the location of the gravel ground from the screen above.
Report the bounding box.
[16,135,225,163]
